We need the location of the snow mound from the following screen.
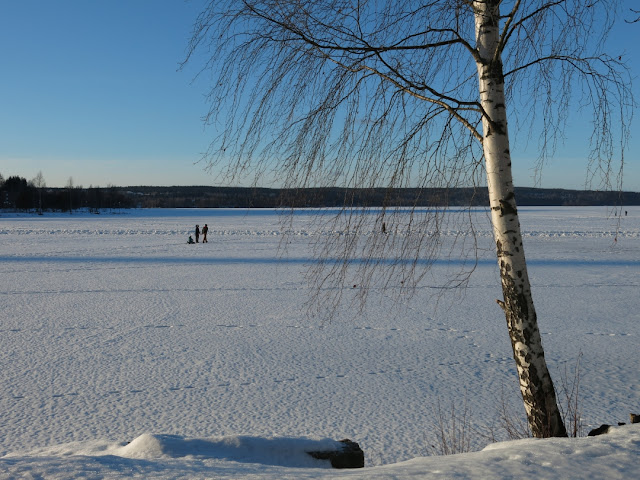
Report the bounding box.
[115,434,340,467]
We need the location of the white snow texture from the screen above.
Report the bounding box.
[1,207,638,479]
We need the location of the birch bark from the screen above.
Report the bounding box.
[473,0,567,438]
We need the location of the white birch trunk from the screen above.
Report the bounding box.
[473,0,566,438]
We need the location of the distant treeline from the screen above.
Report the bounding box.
[2,173,639,212]
[0,174,132,212]
[127,185,640,208]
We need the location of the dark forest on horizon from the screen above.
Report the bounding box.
[2,173,640,212]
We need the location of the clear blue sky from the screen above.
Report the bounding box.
[1,0,639,190]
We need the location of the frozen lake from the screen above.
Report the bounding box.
[1,206,639,477]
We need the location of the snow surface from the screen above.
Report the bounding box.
[1,206,638,479]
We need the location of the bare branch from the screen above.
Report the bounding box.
[184,0,632,306]
[496,0,522,60]
[625,8,640,23]
[343,59,484,142]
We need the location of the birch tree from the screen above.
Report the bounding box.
[185,0,632,438]
[30,171,46,214]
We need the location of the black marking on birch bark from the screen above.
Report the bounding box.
[491,121,506,136]
[486,59,505,84]
[499,199,517,216]
[496,240,513,257]
[482,15,498,29]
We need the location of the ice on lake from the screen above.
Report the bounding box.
[0,206,638,477]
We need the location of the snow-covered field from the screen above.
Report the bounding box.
[1,207,638,479]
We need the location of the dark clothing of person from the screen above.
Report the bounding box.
[202,224,209,243]
[195,225,200,243]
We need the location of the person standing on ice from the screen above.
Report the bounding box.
[195,224,200,243]
[202,224,209,243]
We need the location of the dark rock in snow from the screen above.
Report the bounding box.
[307,439,365,468]
[588,424,611,437]
[630,413,640,424]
